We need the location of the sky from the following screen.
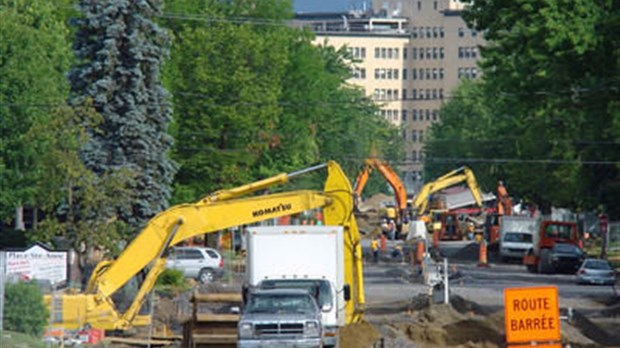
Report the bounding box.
[293,0,368,13]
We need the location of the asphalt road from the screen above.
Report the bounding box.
[361,239,618,313]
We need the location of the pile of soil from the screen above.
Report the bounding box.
[356,193,392,235]
[338,321,382,347]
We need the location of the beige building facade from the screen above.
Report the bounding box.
[295,0,485,191]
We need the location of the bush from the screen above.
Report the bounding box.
[4,281,49,336]
[156,268,185,287]
[155,269,188,297]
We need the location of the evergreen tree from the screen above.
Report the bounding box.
[69,0,177,229]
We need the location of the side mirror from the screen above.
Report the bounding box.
[343,284,351,301]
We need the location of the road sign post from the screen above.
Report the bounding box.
[504,286,561,345]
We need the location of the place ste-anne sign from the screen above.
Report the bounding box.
[3,243,67,285]
[504,286,560,344]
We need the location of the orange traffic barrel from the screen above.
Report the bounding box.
[478,240,489,267]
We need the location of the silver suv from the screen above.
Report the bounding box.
[165,246,224,284]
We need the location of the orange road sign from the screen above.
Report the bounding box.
[504,286,561,343]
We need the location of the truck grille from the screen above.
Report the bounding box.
[255,323,304,335]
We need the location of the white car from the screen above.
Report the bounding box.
[165,246,224,284]
[577,258,617,285]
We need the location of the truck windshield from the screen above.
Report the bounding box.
[503,232,532,243]
[260,279,333,308]
[246,293,317,315]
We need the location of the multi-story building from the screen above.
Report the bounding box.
[294,0,485,191]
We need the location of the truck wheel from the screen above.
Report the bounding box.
[538,249,552,274]
[198,268,215,284]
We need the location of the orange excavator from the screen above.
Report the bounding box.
[353,158,408,232]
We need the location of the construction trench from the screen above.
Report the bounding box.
[127,193,619,348]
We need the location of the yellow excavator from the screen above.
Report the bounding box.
[353,158,408,231]
[44,161,365,330]
[410,166,483,217]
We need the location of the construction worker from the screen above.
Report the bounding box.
[371,236,379,264]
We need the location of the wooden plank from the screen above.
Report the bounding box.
[192,333,238,344]
[191,292,243,303]
[104,337,172,346]
[195,313,240,322]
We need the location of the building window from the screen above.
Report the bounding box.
[412,109,417,121]
[412,130,418,142]
[420,151,425,162]
[472,29,478,37]
[394,48,399,59]
[433,47,438,59]
[402,89,407,100]
[425,110,430,120]
[375,48,379,58]
[418,1,421,11]
[439,89,444,99]
[412,69,417,80]
[439,68,445,79]
[426,47,431,59]
[426,27,431,38]
[402,109,407,121]
[419,130,424,142]
[411,89,417,100]
[432,110,438,121]
[432,89,437,100]
[458,27,465,37]
[440,27,445,38]
[403,48,407,59]
[412,27,418,39]
[425,69,431,80]
[434,1,438,10]
[361,68,366,79]
[432,68,438,80]
[472,67,478,78]
[472,47,478,58]
[440,47,444,59]
[412,47,417,60]
[419,89,424,100]
[403,68,407,80]
[412,150,418,162]
[381,47,387,59]
[433,27,438,38]
[361,47,366,58]
[459,47,464,58]
[419,68,424,80]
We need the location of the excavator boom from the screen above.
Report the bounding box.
[46,161,365,330]
[353,158,408,219]
[411,166,483,215]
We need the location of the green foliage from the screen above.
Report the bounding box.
[155,268,189,297]
[156,268,185,287]
[0,0,74,221]
[70,0,178,230]
[428,0,620,216]
[4,281,49,337]
[163,0,402,201]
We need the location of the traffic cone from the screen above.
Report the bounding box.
[478,240,489,267]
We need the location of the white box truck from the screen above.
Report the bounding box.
[244,225,350,348]
[499,216,539,261]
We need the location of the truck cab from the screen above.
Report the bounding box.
[238,288,323,348]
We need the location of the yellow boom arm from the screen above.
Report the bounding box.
[46,161,365,330]
[411,166,483,215]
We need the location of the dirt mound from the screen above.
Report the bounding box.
[339,320,382,347]
[359,193,393,211]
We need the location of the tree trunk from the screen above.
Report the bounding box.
[14,206,25,231]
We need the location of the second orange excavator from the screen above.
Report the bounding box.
[353,158,409,231]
